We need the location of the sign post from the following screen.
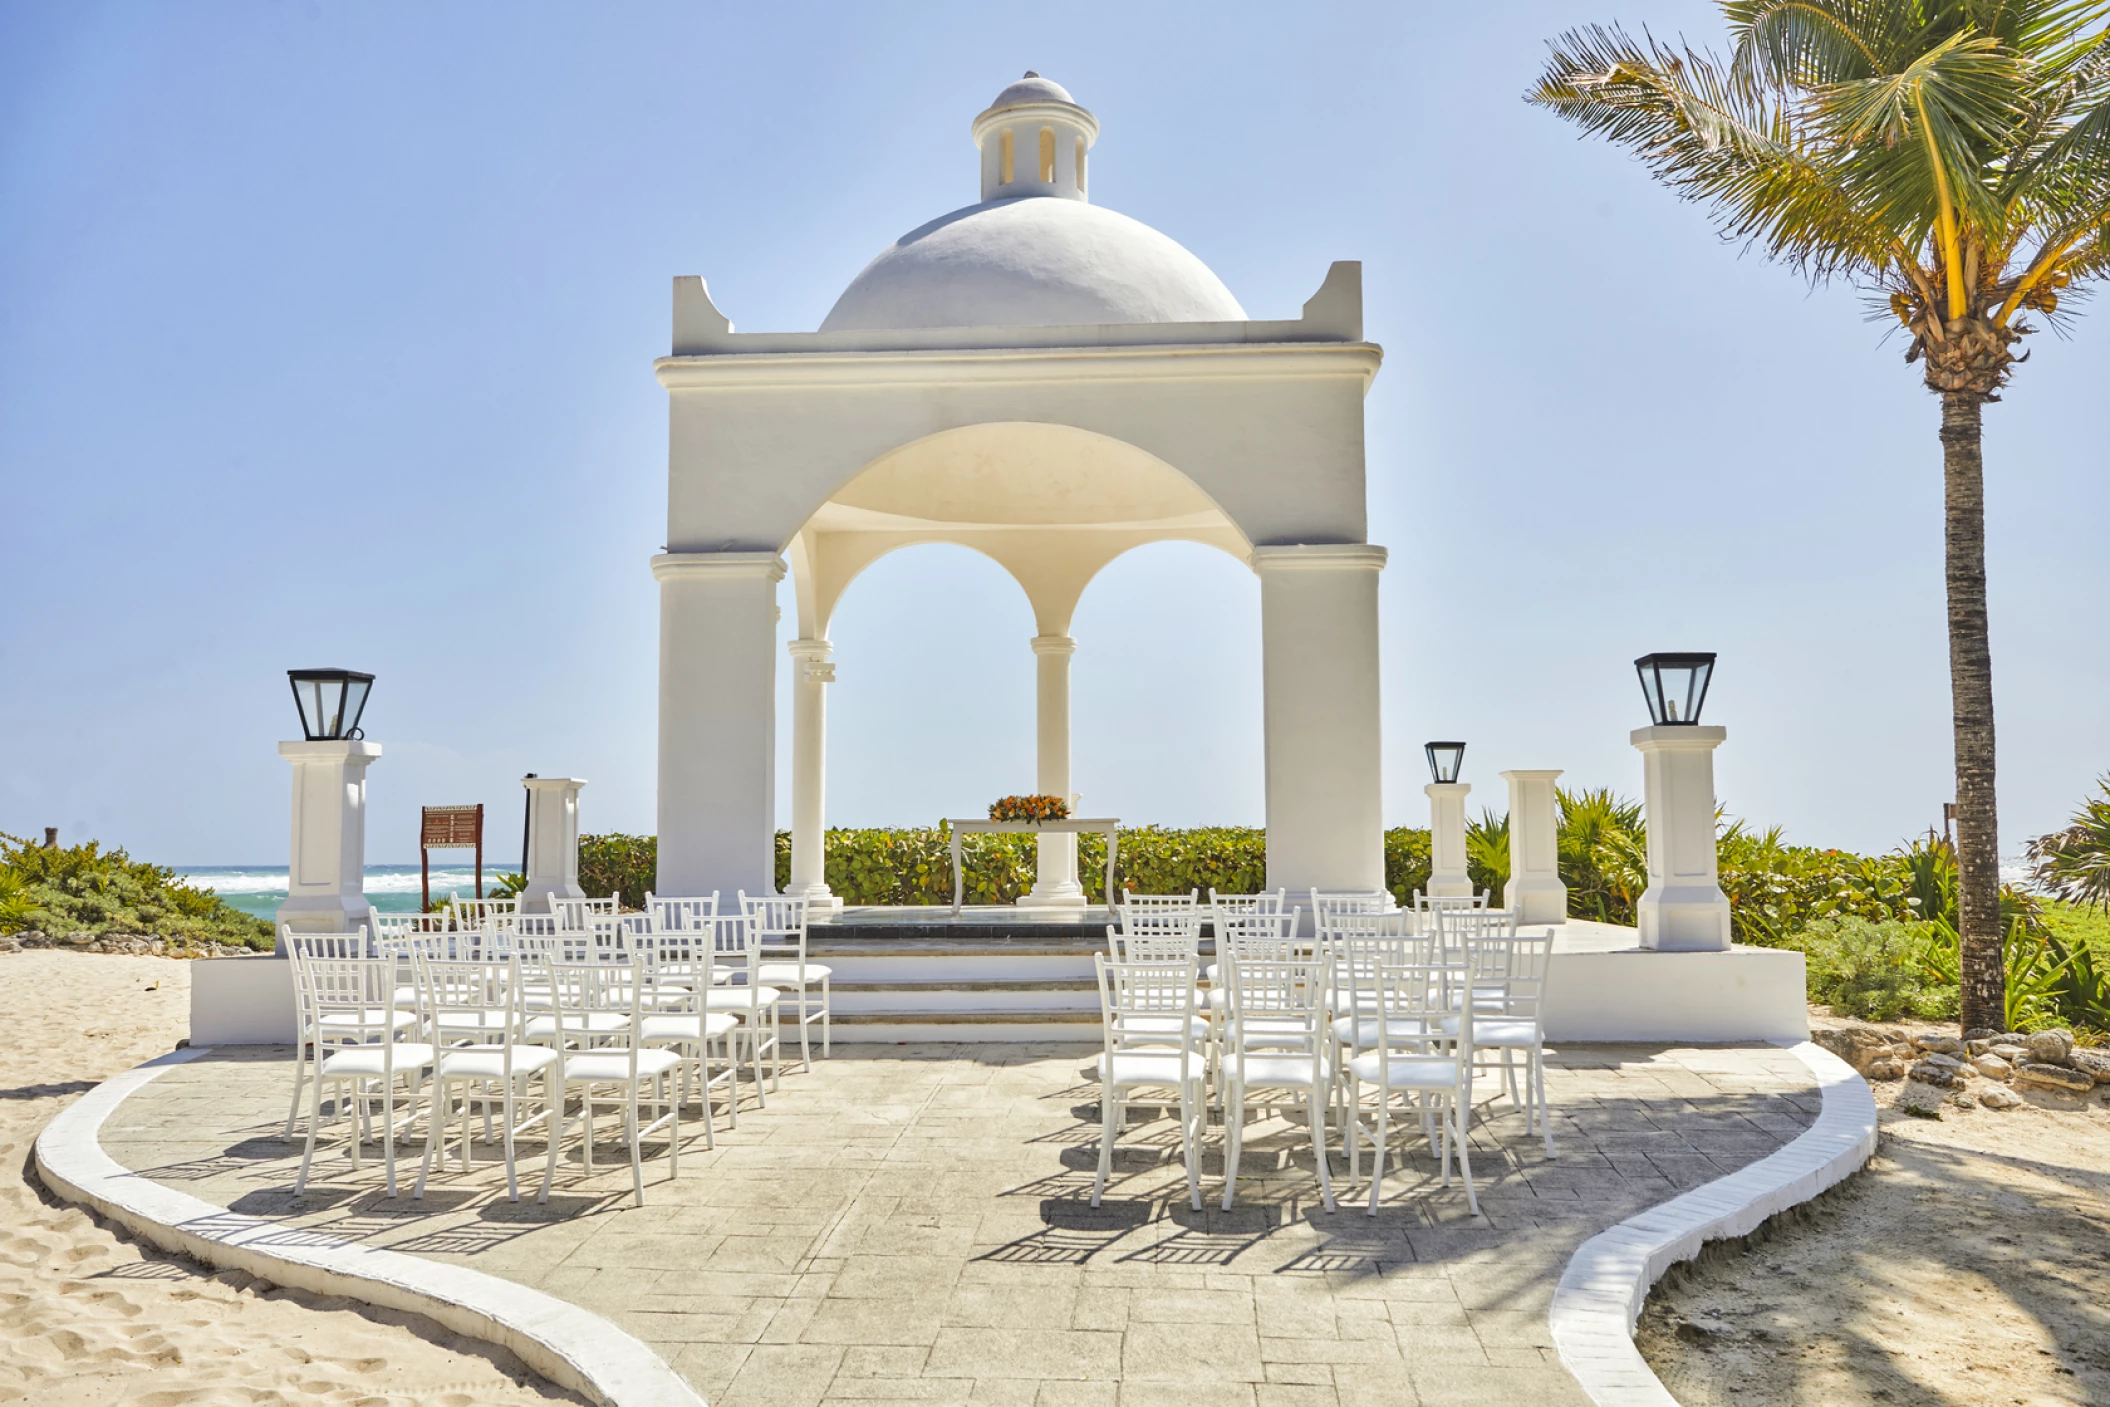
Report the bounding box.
[419,803,485,911]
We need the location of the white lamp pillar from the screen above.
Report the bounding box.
[1023,633,1085,906]
[1255,545,1389,897]
[1501,768,1567,923]
[1424,782,1473,897]
[1633,724,1732,950]
[520,777,587,912]
[653,551,782,898]
[787,638,840,910]
[275,740,381,948]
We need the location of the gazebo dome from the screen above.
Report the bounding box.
[819,74,1246,333]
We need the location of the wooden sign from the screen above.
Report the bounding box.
[420,803,484,911]
[421,805,483,849]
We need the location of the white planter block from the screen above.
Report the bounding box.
[1425,781,1472,897]
[1633,725,1732,952]
[1502,768,1566,923]
[275,739,381,945]
[521,777,587,912]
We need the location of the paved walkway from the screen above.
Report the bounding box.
[101,1043,1816,1405]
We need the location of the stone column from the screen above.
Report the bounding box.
[1023,633,1085,906]
[275,739,381,948]
[1424,782,1473,898]
[1255,545,1388,897]
[1634,724,1732,950]
[1501,769,1567,923]
[787,638,840,910]
[520,777,587,912]
[653,551,783,899]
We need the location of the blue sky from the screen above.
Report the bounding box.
[2,1,2103,866]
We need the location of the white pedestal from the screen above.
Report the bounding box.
[787,639,842,912]
[1501,768,1567,924]
[521,776,587,912]
[1424,782,1472,898]
[1633,724,1732,951]
[1255,545,1388,896]
[1023,634,1085,907]
[274,740,380,948]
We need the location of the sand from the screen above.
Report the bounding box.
[0,949,580,1406]
[1639,1015,2110,1406]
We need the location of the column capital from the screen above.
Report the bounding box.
[787,637,835,662]
[279,740,383,762]
[1630,725,1727,750]
[651,551,786,584]
[1423,781,1471,800]
[1499,768,1565,783]
[1030,634,1077,657]
[523,776,588,793]
[1251,543,1388,575]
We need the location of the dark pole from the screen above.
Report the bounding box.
[421,844,431,913]
[521,774,537,891]
[475,803,484,899]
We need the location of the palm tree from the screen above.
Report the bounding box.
[1528,2,2110,1032]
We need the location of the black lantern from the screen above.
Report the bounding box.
[1634,653,1715,726]
[287,668,374,740]
[1424,741,1466,784]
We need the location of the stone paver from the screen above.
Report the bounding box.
[99,1043,1816,1403]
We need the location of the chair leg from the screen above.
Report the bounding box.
[283,1038,309,1140]
[414,1075,447,1199]
[1179,1080,1201,1212]
[1536,1044,1556,1160]
[1091,1080,1116,1207]
[627,1093,645,1208]
[296,1068,326,1196]
[822,977,831,1057]
[501,1077,520,1203]
[538,1069,563,1203]
[1221,1083,1244,1212]
[1307,1083,1335,1213]
[1365,1092,1389,1216]
[1454,1099,1480,1217]
[796,983,811,1071]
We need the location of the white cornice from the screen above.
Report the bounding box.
[654,341,1381,393]
[1250,543,1389,574]
[650,551,788,583]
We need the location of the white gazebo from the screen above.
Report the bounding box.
[652,74,1388,906]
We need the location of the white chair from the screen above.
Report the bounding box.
[450,896,520,927]
[634,930,742,1139]
[293,954,436,1198]
[1412,890,1489,938]
[413,955,559,1202]
[282,927,399,1139]
[645,891,719,933]
[1207,910,1302,1022]
[741,891,831,1066]
[1208,888,1287,916]
[703,915,782,1103]
[548,895,621,931]
[1442,927,1557,1158]
[1091,956,1207,1211]
[533,954,684,1208]
[1344,959,1478,1216]
[1219,955,1336,1213]
[1309,890,1395,936]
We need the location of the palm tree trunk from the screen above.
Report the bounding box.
[1942,391,2003,1033]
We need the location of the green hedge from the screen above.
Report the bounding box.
[578,825,1438,909]
[0,832,274,950]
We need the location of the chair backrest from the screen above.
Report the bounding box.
[548,895,621,929]
[1094,955,1202,1077]
[1329,920,1433,1003]
[1434,906,1520,956]
[631,929,712,996]
[534,954,649,1066]
[1120,890,1200,914]
[295,954,404,1047]
[1462,929,1555,1019]
[417,954,522,1044]
[1215,909,1300,966]
[1221,957,1330,1080]
[645,891,720,933]
[506,912,595,964]
[451,896,520,926]
[1106,923,1200,964]
[741,891,810,961]
[1207,889,1287,921]
[284,926,373,961]
[1112,902,1203,941]
[1356,958,1472,1074]
[1309,889,1394,921]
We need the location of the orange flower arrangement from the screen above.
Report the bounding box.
[988,794,1070,823]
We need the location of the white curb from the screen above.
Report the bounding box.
[1547,1040,1877,1406]
[34,1048,706,1407]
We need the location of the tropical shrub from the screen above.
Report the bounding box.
[2029,777,2110,911]
[0,831,274,950]
[577,832,659,909]
[1786,916,1959,1023]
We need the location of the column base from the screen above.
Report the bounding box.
[790,882,843,914]
[1503,878,1568,925]
[274,897,375,950]
[518,881,587,914]
[1424,874,1474,899]
[1638,886,1732,951]
[1019,881,1088,909]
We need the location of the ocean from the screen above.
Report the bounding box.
[177,864,524,920]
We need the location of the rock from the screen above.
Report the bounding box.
[1908,1059,1963,1088]
[1914,1034,1965,1056]
[2027,1030,2076,1063]
[1863,1057,1906,1081]
[1991,1043,2028,1063]
[1963,1027,1999,1042]
[2013,1062,2095,1095]
[1815,1024,1898,1074]
[1948,1091,1977,1109]
[1980,1085,2023,1110]
[2065,1049,2110,1085]
[1895,1080,1948,1116]
[1973,1054,2013,1080]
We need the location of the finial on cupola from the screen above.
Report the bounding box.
[972,72,1099,203]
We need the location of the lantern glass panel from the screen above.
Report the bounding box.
[1634,653,1715,726]
[287,669,375,740]
[1424,741,1466,784]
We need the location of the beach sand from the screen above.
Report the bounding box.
[0,949,579,1406]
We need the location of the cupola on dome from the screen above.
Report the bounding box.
[820,74,1245,334]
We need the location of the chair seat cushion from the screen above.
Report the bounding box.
[562,1048,683,1083]
[1346,1051,1459,1089]
[524,1012,633,1038]
[1098,1050,1203,1088]
[320,1042,436,1076]
[1225,1053,1331,1089]
[1110,1013,1209,1046]
[1331,1015,1438,1044]
[319,1009,418,1032]
[704,986,781,1012]
[432,1009,512,1034]
[436,1045,560,1079]
[756,962,832,984]
[1441,1015,1539,1046]
[639,1012,741,1042]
